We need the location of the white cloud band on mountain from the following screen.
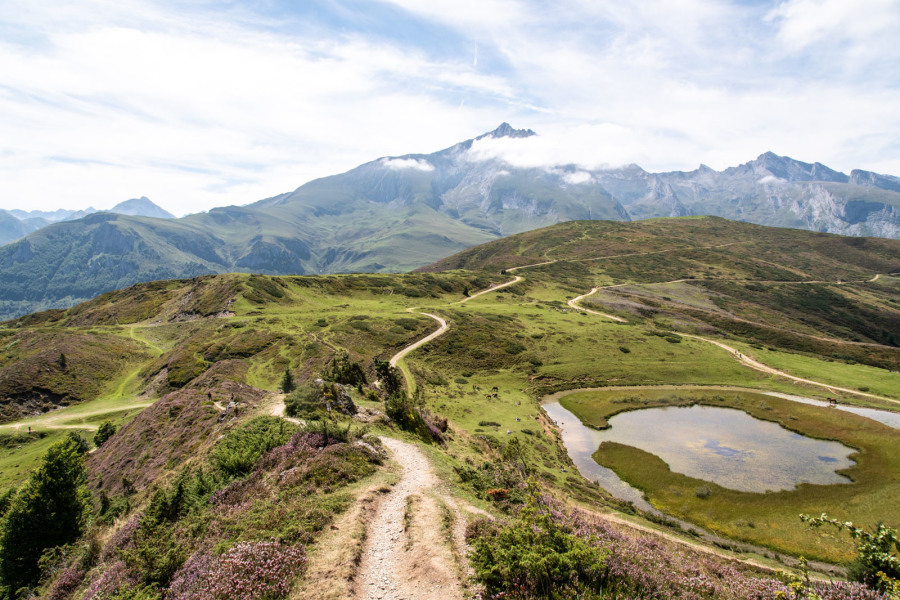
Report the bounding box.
[380,158,435,172]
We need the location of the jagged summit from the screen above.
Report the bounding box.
[739,151,849,183]
[475,122,536,141]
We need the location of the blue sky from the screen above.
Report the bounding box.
[1,0,898,216]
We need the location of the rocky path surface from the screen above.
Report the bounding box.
[355,437,464,600]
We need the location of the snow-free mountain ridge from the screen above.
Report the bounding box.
[0,124,899,320]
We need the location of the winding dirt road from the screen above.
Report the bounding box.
[681,334,899,404]
[457,275,522,303]
[390,313,449,368]
[568,287,627,322]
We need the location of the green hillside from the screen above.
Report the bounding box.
[0,217,898,598]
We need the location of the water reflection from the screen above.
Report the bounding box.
[544,399,859,504]
[593,405,855,492]
[543,401,653,511]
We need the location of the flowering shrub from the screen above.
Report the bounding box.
[82,560,139,600]
[47,565,84,600]
[101,514,141,561]
[468,497,891,600]
[168,540,307,600]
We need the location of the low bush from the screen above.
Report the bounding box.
[284,384,322,418]
[468,486,607,599]
[209,417,298,480]
[168,540,306,600]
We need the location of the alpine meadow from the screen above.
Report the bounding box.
[2,1,900,598]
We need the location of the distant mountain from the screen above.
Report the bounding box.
[0,210,48,246]
[593,152,900,238]
[109,196,176,219]
[1,197,174,248]
[1,124,900,319]
[8,207,97,223]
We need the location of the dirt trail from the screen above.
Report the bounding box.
[457,275,522,303]
[682,334,899,405]
[267,393,302,424]
[568,287,627,322]
[1,401,155,432]
[355,437,465,600]
[390,313,449,368]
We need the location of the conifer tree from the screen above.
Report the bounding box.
[0,436,90,597]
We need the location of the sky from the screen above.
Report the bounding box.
[1,0,898,217]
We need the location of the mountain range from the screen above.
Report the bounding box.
[0,197,174,246]
[0,124,899,320]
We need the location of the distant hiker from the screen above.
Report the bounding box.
[506,429,511,435]
[515,417,520,422]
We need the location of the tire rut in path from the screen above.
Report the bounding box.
[356,437,464,600]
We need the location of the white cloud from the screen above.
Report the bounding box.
[767,0,900,53]
[561,170,594,185]
[0,0,898,217]
[380,158,435,171]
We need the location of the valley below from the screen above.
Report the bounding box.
[0,216,898,599]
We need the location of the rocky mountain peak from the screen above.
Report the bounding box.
[742,152,847,183]
[476,122,536,141]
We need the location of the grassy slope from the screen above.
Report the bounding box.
[0,216,897,570]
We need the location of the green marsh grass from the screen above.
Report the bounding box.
[559,387,900,563]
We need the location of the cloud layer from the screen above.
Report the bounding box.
[1,0,898,215]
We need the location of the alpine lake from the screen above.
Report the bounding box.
[543,386,900,563]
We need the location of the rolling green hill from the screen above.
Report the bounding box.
[1,217,899,598]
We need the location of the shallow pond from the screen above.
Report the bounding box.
[544,400,859,502]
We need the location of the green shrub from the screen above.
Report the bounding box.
[324,351,367,386]
[94,421,118,447]
[801,513,900,591]
[284,384,322,418]
[394,318,419,330]
[618,346,631,354]
[504,341,526,355]
[374,360,402,397]
[468,485,607,598]
[0,436,90,595]
[694,485,712,499]
[209,417,298,479]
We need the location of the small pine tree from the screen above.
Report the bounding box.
[374,359,402,397]
[0,436,90,595]
[94,421,117,448]
[57,352,67,370]
[281,367,295,393]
